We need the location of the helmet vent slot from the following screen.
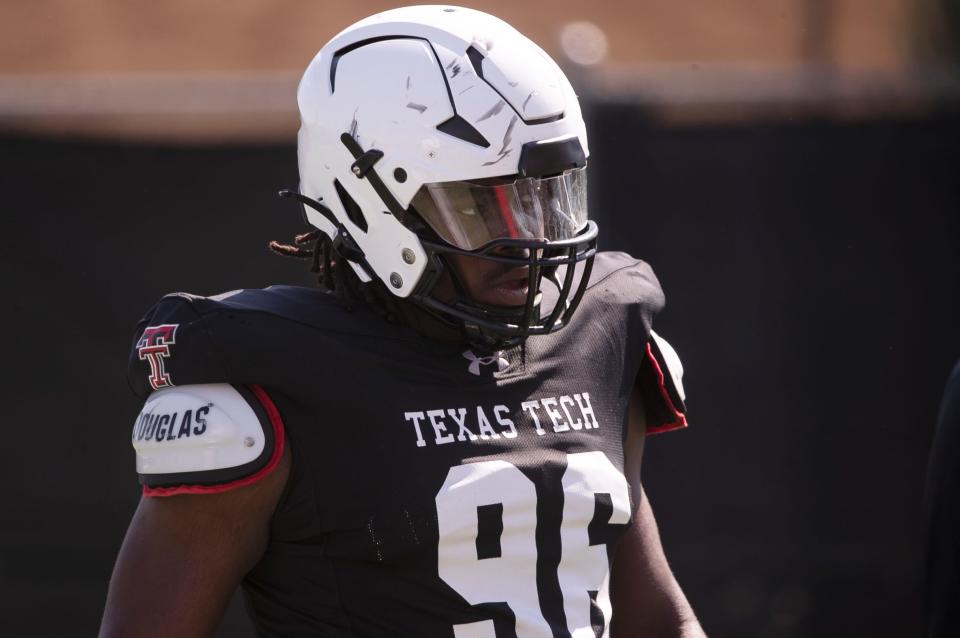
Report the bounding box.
[463,45,563,126]
[436,115,490,148]
[330,36,420,93]
[466,46,486,79]
[334,179,368,232]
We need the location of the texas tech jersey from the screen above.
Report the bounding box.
[127,251,687,638]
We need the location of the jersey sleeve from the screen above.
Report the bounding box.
[636,330,688,435]
[586,252,688,435]
[127,293,228,399]
[126,294,285,496]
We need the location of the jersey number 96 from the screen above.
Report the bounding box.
[436,451,631,638]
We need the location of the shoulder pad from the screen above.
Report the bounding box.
[132,383,284,496]
[637,330,688,435]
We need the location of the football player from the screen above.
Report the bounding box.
[100,6,706,637]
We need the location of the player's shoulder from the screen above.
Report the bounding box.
[580,250,665,318]
[127,285,367,398]
[563,252,688,434]
[136,284,341,325]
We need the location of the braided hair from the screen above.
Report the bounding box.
[271,230,529,358]
[269,230,402,324]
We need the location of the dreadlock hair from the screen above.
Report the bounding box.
[270,229,527,359]
[269,230,403,324]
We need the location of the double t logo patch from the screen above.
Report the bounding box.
[137,324,179,390]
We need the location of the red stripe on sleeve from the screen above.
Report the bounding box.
[644,341,689,435]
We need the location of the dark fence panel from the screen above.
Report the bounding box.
[1,107,957,637]
[588,108,960,637]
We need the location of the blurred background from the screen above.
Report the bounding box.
[2,1,958,636]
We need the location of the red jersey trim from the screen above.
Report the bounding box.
[644,341,689,435]
[143,384,285,497]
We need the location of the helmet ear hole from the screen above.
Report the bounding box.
[333,180,368,233]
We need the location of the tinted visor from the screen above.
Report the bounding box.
[410,167,588,251]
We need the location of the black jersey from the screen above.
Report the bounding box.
[127,251,687,638]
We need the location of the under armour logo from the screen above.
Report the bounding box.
[137,324,179,390]
[462,350,509,376]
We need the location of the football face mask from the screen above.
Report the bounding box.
[408,167,597,350]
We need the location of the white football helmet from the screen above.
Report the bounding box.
[289,5,597,349]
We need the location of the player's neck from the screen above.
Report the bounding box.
[395,299,466,345]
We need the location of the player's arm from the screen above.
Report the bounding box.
[99,448,290,638]
[609,396,704,637]
[100,383,290,638]
[610,333,705,637]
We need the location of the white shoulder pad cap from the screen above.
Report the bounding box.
[132,383,279,490]
[650,330,685,402]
